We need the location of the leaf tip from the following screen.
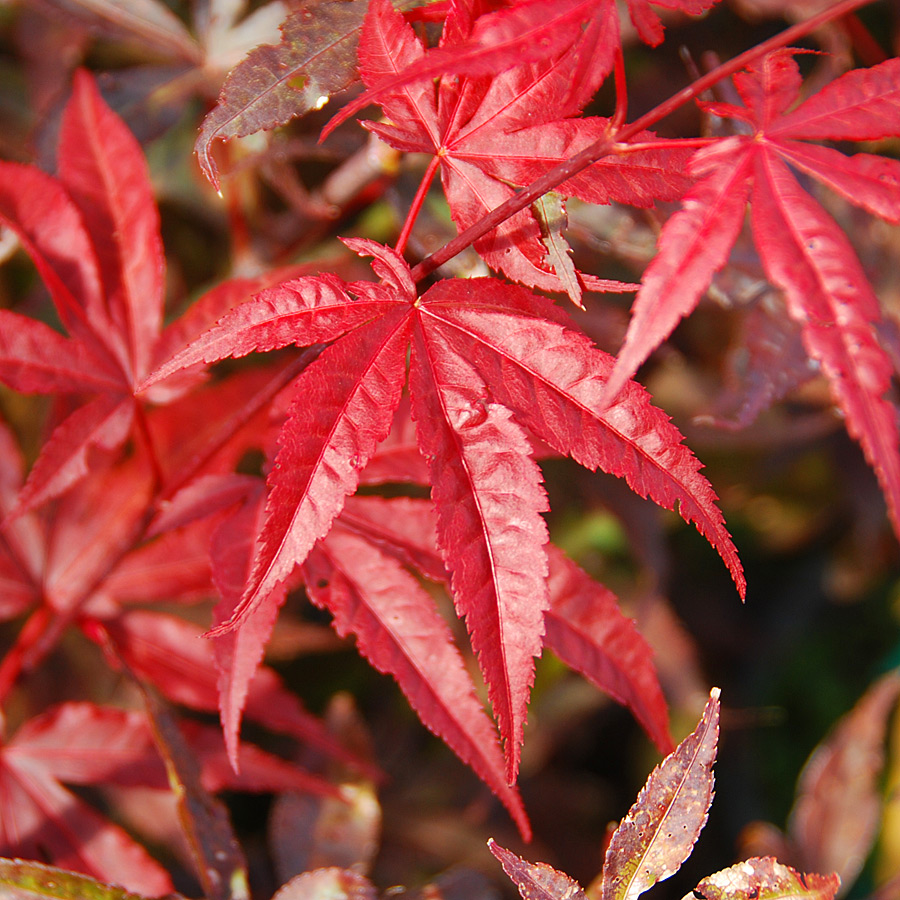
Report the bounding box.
[205,617,238,639]
[194,140,222,194]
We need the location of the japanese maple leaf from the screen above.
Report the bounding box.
[144,239,744,783]
[0,68,307,515]
[0,69,166,514]
[0,396,358,793]
[197,398,670,835]
[327,0,721,136]
[602,51,900,539]
[0,703,173,895]
[350,0,691,303]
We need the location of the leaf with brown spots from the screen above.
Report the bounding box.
[687,857,840,900]
[490,841,587,900]
[600,688,720,900]
[196,0,370,190]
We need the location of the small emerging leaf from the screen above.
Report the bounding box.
[687,858,840,900]
[490,840,587,900]
[601,688,720,900]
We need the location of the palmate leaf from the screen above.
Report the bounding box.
[355,0,689,297]
[304,526,531,837]
[0,704,174,896]
[605,51,900,540]
[0,71,174,514]
[147,242,742,787]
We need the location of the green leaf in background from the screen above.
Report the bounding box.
[0,858,182,900]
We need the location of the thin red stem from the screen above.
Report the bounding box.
[0,607,52,701]
[409,0,877,284]
[616,137,717,153]
[395,154,442,257]
[133,400,164,492]
[612,47,628,130]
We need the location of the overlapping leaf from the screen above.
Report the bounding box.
[146,241,743,785]
[0,704,174,896]
[327,0,723,134]
[196,0,371,189]
[604,52,900,538]
[352,0,691,302]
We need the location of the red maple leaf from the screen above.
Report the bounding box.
[197,399,674,837]
[346,0,690,304]
[0,69,309,516]
[145,239,744,786]
[326,0,722,137]
[603,51,900,537]
[0,703,173,895]
[0,69,165,514]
